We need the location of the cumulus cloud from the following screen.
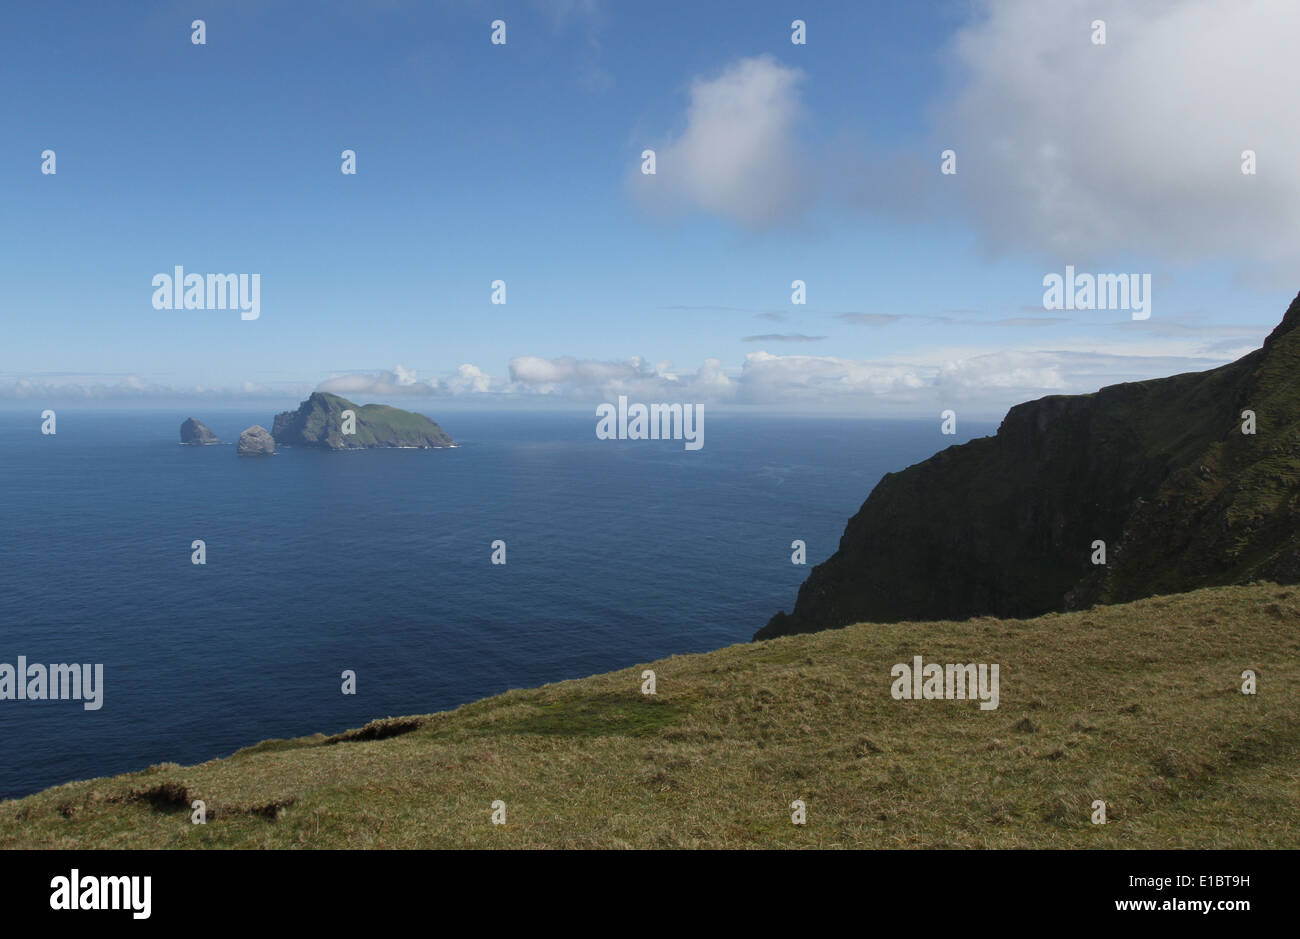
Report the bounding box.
[496,341,1235,416]
[4,338,1247,417]
[506,355,734,400]
[736,351,926,404]
[932,0,1300,266]
[507,355,643,388]
[315,363,507,397]
[317,364,435,396]
[632,55,810,227]
[445,363,493,394]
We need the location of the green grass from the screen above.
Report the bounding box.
[2,583,1296,848]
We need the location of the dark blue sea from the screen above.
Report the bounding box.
[0,408,990,799]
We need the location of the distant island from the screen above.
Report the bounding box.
[759,289,1300,640]
[181,392,455,456]
[272,392,454,449]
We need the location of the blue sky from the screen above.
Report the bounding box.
[2,0,1297,416]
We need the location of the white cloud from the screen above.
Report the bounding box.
[507,355,645,388]
[736,350,926,403]
[632,55,810,227]
[496,341,1234,416]
[936,0,1300,266]
[317,364,434,396]
[316,363,506,397]
[2,338,1246,417]
[506,354,731,400]
[445,363,493,394]
[934,351,1068,392]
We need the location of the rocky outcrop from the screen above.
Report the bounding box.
[237,425,276,457]
[179,417,220,445]
[271,392,454,449]
[757,290,1300,640]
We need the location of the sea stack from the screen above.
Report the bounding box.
[237,425,276,457]
[179,417,220,446]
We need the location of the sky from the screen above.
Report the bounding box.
[2,0,1298,417]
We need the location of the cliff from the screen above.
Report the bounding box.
[757,291,1300,639]
[271,392,454,450]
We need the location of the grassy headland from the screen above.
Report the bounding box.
[2,584,1295,848]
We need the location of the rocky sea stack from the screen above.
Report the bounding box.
[271,391,454,449]
[179,417,220,446]
[237,425,276,457]
[758,290,1300,640]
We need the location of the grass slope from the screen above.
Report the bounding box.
[2,584,1296,848]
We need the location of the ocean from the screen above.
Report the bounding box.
[0,408,990,799]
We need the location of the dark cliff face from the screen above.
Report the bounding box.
[271,392,454,449]
[756,291,1300,640]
